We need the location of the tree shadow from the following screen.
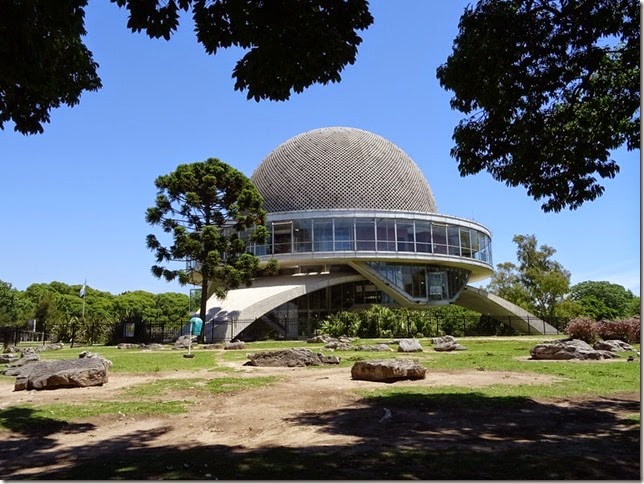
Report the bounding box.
[0,393,639,480]
[0,406,95,435]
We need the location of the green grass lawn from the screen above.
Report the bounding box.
[1,336,639,480]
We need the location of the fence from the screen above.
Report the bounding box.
[192,314,568,341]
[1,314,569,347]
[1,327,53,348]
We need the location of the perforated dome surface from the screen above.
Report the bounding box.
[251,127,438,213]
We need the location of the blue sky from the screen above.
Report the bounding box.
[0,1,640,297]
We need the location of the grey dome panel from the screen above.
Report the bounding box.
[251,127,438,213]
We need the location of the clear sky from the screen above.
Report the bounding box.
[0,1,640,297]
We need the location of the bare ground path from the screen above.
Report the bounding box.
[0,361,639,479]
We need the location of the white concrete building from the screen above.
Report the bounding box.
[201,127,557,340]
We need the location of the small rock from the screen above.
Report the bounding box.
[397,339,423,353]
[351,358,426,382]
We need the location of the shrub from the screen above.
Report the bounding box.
[564,317,598,343]
[597,317,641,343]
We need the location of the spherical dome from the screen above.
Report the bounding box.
[251,127,438,213]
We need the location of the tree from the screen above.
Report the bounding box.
[145,158,268,331]
[569,280,639,320]
[0,280,31,326]
[1,0,373,135]
[436,0,640,212]
[155,292,191,326]
[0,0,102,135]
[485,261,532,308]
[486,234,571,318]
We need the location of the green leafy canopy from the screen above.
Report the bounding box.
[437,0,640,212]
[1,0,373,135]
[145,158,268,322]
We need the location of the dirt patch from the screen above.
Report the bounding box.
[0,361,639,479]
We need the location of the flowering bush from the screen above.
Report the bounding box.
[597,317,641,343]
[564,317,599,343]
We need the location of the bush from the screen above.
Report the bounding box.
[597,317,641,343]
[564,317,598,343]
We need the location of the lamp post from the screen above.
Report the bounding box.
[184,316,203,359]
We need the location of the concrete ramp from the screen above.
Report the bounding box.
[455,285,559,335]
[202,272,364,341]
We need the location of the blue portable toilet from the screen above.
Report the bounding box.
[189,317,203,336]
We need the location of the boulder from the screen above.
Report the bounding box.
[245,348,340,367]
[430,335,467,352]
[224,341,246,350]
[354,344,394,352]
[34,343,64,353]
[201,344,224,349]
[530,339,617,360]
[325,341,353,350]
[0,353,19,364]
[13,357,109,391]
[593,340,635,352]
[307,334,335,344]
[2,352,40,376]
[431,335,457,345]
[173,334,197,349]
[117,343,140,349]
[351,358,426,382]
[78,350,113,368]
[140,343,164,350]
[397,339,424,353]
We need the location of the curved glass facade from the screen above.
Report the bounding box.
[247,212,493,266]
[366,262,470,302]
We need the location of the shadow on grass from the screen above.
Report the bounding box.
[0,406,95,435]
[0,393,639,480]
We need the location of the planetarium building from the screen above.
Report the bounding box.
[202,127,557,340]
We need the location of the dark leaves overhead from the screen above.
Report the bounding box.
[113,0,374,101]
[1,0,372,135]
[436,0,640,212]
[0,0,102,134]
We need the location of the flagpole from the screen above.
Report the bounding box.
[81,279,86,320]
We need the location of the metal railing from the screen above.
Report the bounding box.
[1,314,570,348]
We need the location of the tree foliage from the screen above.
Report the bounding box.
[0,0,102,134]
[486,234,570,318]
[145,158,268,325]
[113,0,373,102]
[9,280,190,343]
[319,304,487,338]
[0,280,32,326]
[1,0,372,135]
[437,0,640,212]
[569,280,639,320]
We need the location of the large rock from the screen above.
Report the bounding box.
[351,358,426,382]
[224,341,246,350]
[397,339,424,353]
[354,344,393,352]
[307,334,335,344]
[245,348,340,367]
[431,335,467,352]
[173,334,197,349]
[78,350,113,368]
[530,339,617,360]
[140,343,164,351]
[593,340,635,352]
[2,352,40,376]
[117,343,140,349]
[13,357,109,391]
[0,353,19,364]
[34,343,65,353]
[325,341,353,350]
